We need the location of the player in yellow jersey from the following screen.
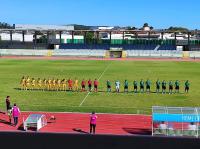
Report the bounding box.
[37,78,42,90]
[52,78,56,91]
[47,78,52,91]
[43,78,47,91]
[25,76,31,90]
[20,76,26,90]
[56,79,61,91]
[31,78,36,90]
[62,79,67,91]
[74,78,79,91]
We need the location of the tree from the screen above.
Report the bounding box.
[150,26,154,30]
[168,26,189,32]
[0,22,13,29]
[143,23,149,28]
[85,32,95,44]
[127,26,137,30]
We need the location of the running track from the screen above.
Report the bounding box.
[1,56,200,62]
[0,112,152,135]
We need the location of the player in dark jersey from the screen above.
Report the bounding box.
[169,80,173,94]
[107,80,111,92]
[140,79,144,93]
[185,80,190,93]
[124,80,128,93]
[156,79,161,93]
[175,80,180,93]
[133,80,138,93]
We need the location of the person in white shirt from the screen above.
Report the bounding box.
[188,122,197,131]
[159,121,167,130]
[115,81,120,93]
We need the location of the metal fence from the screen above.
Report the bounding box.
[152,106,200,138]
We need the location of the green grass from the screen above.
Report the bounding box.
[0,59,200,114]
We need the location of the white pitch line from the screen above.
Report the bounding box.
[79,62,111,107]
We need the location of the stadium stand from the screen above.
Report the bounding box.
[0,41,47,49]
[189,45,200,51]
[126,50,182,58]
[59,44,158,50]
[158,45,177,50]
[53,49,106,57]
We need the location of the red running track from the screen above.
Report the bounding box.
[1,56,200,62]
[0,112,152,135]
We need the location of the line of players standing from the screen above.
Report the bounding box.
[20,77,190,93]
[114,79,190,94]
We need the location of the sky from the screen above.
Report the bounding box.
[0,0,200,29]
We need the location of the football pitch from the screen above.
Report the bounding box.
[0,59,200,114]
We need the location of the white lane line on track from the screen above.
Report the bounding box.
[79,62,111,107]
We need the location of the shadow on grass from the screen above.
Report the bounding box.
[13,88,185,95]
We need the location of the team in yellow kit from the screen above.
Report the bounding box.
[20,76,79,91]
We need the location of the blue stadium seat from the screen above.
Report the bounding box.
[59,44,158,50]
[158,45,176,50]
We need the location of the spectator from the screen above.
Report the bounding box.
[188,122,197,131]
[12,103,20,126]
[159,121,167,130]
[6,96,11,111]
[6,96,12,124]
[159,121,167,135]
[90,111,97,134]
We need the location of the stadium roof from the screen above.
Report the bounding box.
[14,24,74,31]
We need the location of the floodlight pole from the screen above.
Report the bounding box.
[34,31,37,48]
[122,31,125,44]
[22,31,25,43]
[72,31,74,44]
[109,31,112,44]
[59,31,62,44]
[84,31,87,44]
[187,32,190,48]
[161,32,164,41]
[10,30,13,44]
[174,32,177,46]
[148,31,150,42]
[47,31,49,44]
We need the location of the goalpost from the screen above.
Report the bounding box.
[106,48,127,58]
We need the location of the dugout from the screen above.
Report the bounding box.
[107,48,127,58]
[152,106,200,138]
